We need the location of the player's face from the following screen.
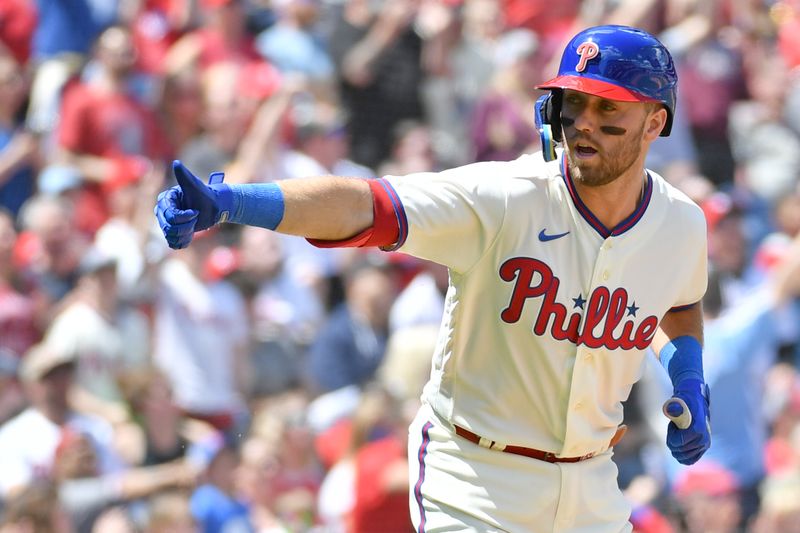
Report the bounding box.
[560,90,654,187]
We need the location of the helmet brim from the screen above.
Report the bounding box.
[536,75,660,103]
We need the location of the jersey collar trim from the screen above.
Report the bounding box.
[560,156,653,238]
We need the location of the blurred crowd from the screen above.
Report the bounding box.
[1,0,800,531]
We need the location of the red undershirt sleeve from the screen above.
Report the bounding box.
[306,178,408,251]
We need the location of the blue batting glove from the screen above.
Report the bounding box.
[666,379,711,465]
[154,187,198,249]
[172,160,234,231]
[154,161,236,249]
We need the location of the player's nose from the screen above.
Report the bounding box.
[570,107,599,134]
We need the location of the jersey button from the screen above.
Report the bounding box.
[574,400,584,409]
[584,352,593,362]
[602,270,610,281]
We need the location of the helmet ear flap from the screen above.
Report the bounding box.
[534,91,563,162]
[547,91,563,142]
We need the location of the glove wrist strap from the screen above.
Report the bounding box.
[213,183,234,224]
[659,335,704,387]
[226,183,284,230]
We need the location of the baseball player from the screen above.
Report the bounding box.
[155,25,711,533]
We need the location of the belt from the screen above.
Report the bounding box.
[454,425,627,464]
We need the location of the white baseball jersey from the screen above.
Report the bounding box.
[383,151,707,458]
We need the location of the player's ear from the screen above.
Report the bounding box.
[644,106,668,141]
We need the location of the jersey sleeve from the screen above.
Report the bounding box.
[670,202,708,311]
[384,162,510,273]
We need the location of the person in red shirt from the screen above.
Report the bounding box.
[0,0,37,66]
[346,386,414,533]
[351,431,411,533]
[57,25,169,235]
[165,0,261,74]
[501,0,581,44]
[0,208,40,359]
[132,0,197,75]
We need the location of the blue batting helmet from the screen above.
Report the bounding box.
[536,25,677,136]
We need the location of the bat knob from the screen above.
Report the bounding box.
[662,397,692,430]
[664,400,684,418]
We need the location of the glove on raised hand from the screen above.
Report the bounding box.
[154,160,233,249]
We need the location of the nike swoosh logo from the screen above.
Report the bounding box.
[538,229,570,242]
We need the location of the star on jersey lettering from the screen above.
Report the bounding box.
[627,302,639,317]
[572,295,586,309]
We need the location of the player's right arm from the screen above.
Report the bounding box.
[272,175,374,239]
[155,161,376,250]
[156,159,509,272]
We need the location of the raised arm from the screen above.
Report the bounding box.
[275,175,373,238]
[154,161,376,250]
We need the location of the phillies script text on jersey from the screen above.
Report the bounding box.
[499,257,658,350]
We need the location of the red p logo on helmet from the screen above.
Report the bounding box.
[575,41,599,72]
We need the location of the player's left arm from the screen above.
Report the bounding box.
[652,303,711,466]
[651,303,703,355]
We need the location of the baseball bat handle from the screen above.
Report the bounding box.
[662,397,692,430]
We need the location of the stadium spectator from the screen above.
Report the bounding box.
[0,54,38,217]
[317,384,412,532]
[116,367,197,467]
[152,229,250,434]
[178,59,283,183]
[469,28,541,162]
[236,435,294,532]
[189,432,251,533]
[156,70,205,157]
[0,480,72,533]
[729,52,800,203]
[165,0,261,73]
[305,257,397,394]
[0,343,122,498]
[670,2,746,186]
[0,208,40,359]
[92,162,166,299]
[25,0,108,139]
[377,120,439,177]
[52,428,196,532]
[328,0,427,168]
[0,348,25,426]
[143,490,198,533]
[56,25,167,234]
[256,0,335,84]
[388,258,447,333]
[237,226,325,396]
[672,461,742,533]
[43,247,150,424]
[242,395,321,530]
[131,0,199,75]
[0,0,37,66]
[15,194,88,321]
[751,469,800,533]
